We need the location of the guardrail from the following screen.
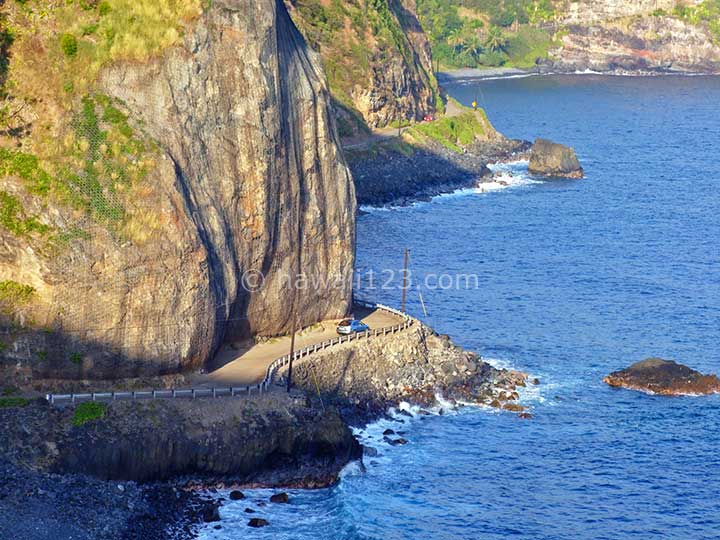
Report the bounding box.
[45,298,415,405]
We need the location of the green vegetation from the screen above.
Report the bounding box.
[673,1,720,41]
[290,0,439,127]
[418,0,555,68]
[406,109,489,153]
[0,280,35,315]
[0,397,29,408]
[60,33,78,57]
[0,0,201,244]
[69,352,83,364]
[0,190,50,236]
[417,0,557,69]
[72,401,106,426]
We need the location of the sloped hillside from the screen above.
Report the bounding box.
[285,0,441,131]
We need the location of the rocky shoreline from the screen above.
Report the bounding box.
[348,136,530,208]
[1,322,531,539]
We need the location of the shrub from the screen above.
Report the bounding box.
[60,33,78,58]
[72,402,106,426]
[0,397,29,408]
[69,352,83,364]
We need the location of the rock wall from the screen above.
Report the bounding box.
[286,0,439,129]
[0,0,356,381]
[0,393,360,483]
[556,0,678,25]
[548,2,720,73]
[285,322,529,420]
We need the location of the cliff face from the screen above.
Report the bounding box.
[548,1,720,73]
[0,0,355,381]
[0,394,360,483]
[285,0,439,130]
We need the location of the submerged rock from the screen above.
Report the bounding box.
[201,504,221,523]
[269,492,289,504]
[603,358,720,396]
[229,490,245,501]
[528,138,584,178]
[248,518,269,528]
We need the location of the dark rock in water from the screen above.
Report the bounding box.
[528,138,583,178]
[398,409,413,418]
[270,492,289,504]
[244,507,256,513]
[382,429,395,436]
[363,446,379,457]
[384,437,408,446]
[532,378,541,385]
[248,518,269,528]
[213,525,222,530]
[202,504,221,523]
[518,412,533,420]
[229,490,245,501]
[604,358,720,396]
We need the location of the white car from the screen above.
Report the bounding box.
[336,319,370,335]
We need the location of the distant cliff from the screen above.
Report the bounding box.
[547,0,720,73]
[0,0,355,382]
[285,0,440,131]
[414,0,720,74]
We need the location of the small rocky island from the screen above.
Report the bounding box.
[528,138,584,179]
[604,358,720,396]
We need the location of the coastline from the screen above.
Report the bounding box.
[438,65,720,84]
[0,322,531,539]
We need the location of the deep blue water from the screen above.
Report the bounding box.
[201,76,720,539]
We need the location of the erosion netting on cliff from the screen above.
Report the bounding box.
[0,0,355,384]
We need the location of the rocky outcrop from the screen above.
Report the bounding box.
[284,322,530,421]
[604,358,720,396]
[547,2,720,74]
[528,138,583,179]
[1,0,355,382]
[0,393,360,484]
[286,0,438,129]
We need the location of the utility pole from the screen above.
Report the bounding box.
[401,247,409,314]
[287,314,297,393]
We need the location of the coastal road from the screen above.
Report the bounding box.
[190,305,403,388]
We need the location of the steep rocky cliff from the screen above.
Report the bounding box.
[0,0,355,382]
[547,1,720,73]
[285,0,439,130]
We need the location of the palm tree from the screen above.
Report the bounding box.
[484,26,508,53]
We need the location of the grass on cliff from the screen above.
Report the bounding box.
[406,108,491,153]
[290,0,439,127]
[0,397,30,408]
[1,1,201,242]
[673,0,720,41]
[72,401,107,426]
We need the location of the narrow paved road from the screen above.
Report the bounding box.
[190,305,403,387]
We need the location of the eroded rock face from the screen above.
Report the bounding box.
[1,0,355,381]
[604,358,720,396]
[528,138,583,179]
[0,393,361,483]
[288,322,529,420]
[286,0,438,128]
[548,7,720,74]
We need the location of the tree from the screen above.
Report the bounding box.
[484,26,508,53]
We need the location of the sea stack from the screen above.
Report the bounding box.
[528,138,584,178]
[603,358,720,396]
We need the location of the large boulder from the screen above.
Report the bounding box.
[528,138,584,178]
[604,358,720,396]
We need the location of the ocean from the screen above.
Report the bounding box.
[199,75,720,540]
